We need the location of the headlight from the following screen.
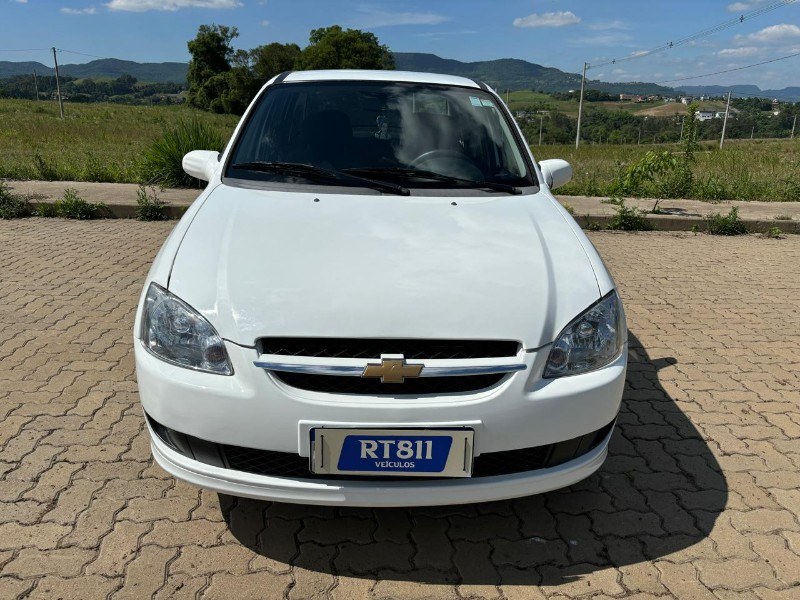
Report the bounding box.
[544,291,625,378]
[140,283,233,375]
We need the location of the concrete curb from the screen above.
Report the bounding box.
[573,213,800,234]
[27,201,190,220]
[19,199,798,233]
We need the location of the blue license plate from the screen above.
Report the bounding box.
[337,434,453,473]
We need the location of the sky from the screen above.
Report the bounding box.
[2,0,800,89]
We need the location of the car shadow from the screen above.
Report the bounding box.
[220,332,727,586]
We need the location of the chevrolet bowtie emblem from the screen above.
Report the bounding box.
[362,356,423,383]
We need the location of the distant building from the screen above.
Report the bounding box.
[619,93,645,102]
[680,96,693,105]
[696,111,715,121]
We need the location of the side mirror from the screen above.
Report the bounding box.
[539,159,573,190]
[182,150,220,182]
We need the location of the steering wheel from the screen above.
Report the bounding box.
[408,150,484,180]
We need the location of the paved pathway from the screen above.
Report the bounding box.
[1,220,799,599]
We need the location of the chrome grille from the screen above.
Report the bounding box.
[257,337,521,396]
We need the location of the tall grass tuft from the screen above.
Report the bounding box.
[0,181,31,219]
[135,185,170,221]
[705,207,748,235]
[42,188,108,220]
[139,117,225,187]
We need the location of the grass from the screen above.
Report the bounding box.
[536,139,800,202]
[1,98,798,201]
[0,99,237,184]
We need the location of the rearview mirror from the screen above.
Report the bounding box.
[539,159,573,190]
[182,150,220,182]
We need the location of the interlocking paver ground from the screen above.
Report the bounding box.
[1,219,799,599]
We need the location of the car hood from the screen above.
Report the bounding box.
[168,185,601,349]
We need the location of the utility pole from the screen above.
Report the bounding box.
[792,115,797,139]
[719,90,732,149]
[679,117,685,142]
[33,70,39,101]
[538,113,544,146]
[52,47,64,119]
[751,125,755,139]
[575,62,587,149]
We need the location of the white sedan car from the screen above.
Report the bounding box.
[134,69,627,507]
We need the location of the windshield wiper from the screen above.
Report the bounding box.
[343,167,523,195]
[230,161,409,196]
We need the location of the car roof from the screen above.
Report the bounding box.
[282,69,482,89]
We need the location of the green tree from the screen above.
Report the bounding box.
[251,42,301,82]
[297,25,394,70]
[187,24,238,110]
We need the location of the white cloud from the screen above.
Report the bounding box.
[355,7,449,28]
[106,0,241,11]
[727,2,751,11]
[629,50,649,58]
[735,23,800,44]
[61,6,97,14]
[513,11,581,29]
[13,0,29,4]
[260,19,270,27]
[716,46,760,57]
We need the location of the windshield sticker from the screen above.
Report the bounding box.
[374,114,389,139]
[480,98,495,108]
[469,96,483,107]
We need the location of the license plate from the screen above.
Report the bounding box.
[310,428,474,477]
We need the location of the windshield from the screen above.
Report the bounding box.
[226,81,535,190]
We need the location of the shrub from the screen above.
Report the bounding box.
[607,199,654,231]
[36,203,58,217]
[610,150,681,197]
[775,214,793,221]
[135,185,169,221]
[705,207,747,236]
[139,117,225,187]
[763,226,783,239]
[0,182,31,219]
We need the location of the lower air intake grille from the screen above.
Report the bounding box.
[147,414,615,481]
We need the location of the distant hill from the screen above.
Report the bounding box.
[0,59,188,83]
[2,54,798,100]
[393,52,675,96]
[678,84,800,102]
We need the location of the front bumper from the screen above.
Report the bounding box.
[148,422,613,506]
[135,338,626,505]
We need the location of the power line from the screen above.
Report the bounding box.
[0,48,50,52]
[655,50,800,84]
[57,49,111,60]
[590,0,796,69]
